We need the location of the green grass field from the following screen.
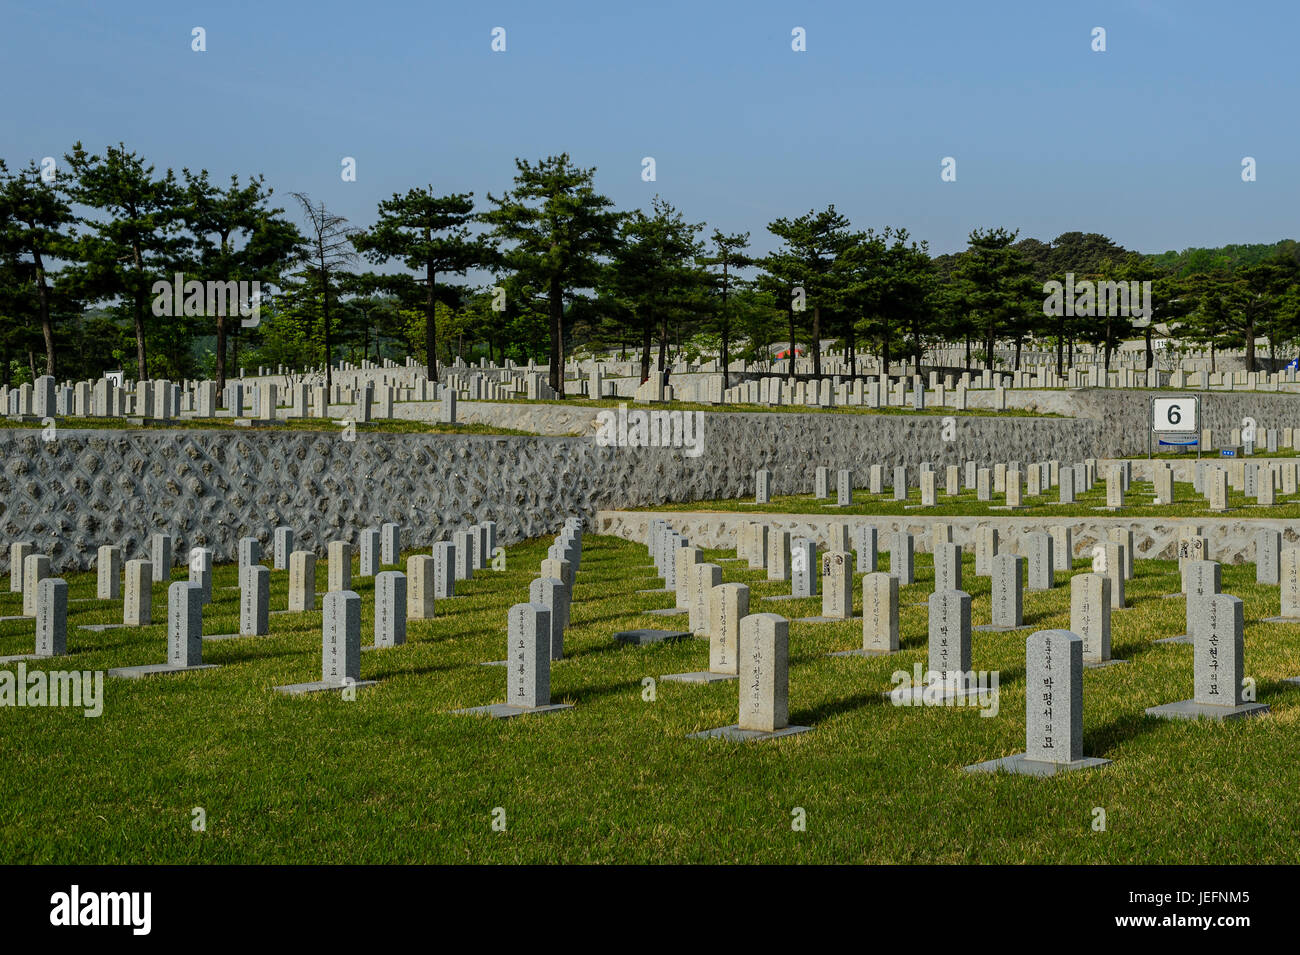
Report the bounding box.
[2,534,1298,864]
[650,478,1300,519]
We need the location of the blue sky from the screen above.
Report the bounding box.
[2,0,1297,259]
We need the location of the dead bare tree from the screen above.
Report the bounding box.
[288,192,358,390]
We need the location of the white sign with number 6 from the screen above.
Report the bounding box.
[1152,397,1197,432]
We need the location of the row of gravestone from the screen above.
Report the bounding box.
[626,519,1295,769]
[760,458,1300,511]
[1189,459,1300,511]
[6,518,1294,768]
[659,520,1117,657]
[0,520,501,692]
[762,460,1113,507]
[1,375,468,426]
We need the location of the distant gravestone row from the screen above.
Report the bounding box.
[754,454,1300,516]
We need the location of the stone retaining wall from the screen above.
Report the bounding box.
[0,410,1105,573]
[386,389,1300,458]
[8,390,1300,573]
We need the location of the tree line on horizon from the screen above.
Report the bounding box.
[4,144,1300,400]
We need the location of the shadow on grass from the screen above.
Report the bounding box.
[1087,710,1156,758]
[557,641,628,661]
[203,644,308,666]
[564,675,645,703]
[367,660,461,680]
[1256,676,1300,698]
[1023,609,1059,627]
[409,626,501,644]
[793,690,891,726]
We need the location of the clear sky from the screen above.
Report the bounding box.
[2,0,1297,259]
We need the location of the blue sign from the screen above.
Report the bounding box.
[1221,448,1237,457]
[1289,357,1300,372]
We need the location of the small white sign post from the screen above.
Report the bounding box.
[1149,395,1200,458]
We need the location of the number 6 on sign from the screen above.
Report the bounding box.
[1150,395,1200,457]
[1151,397,1198,433]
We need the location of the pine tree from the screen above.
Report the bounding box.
[62,143,186,380]
[352,187,493,381]
[701,230,753,388]
[484,155,620,395]
[180,170,300,397]
[0,160,76,376]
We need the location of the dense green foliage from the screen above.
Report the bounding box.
[6,145,1300,391]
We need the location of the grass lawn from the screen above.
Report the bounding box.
[1,534,1298,863]
[649,479,1300,520]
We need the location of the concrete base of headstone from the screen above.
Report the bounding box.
[973,623,1034,633]
[614,628,691,646]
[828,647,895,658]
[108,663,220,679]
[660,670,738,684]
[1261,616,1300,624]
[480,659,507,666]
[360,643,401,653]
[645,607,688,616]
[760,594,809,602]
[274,679,379,695]
[963,753,1112,776]
[78,623,129,632]
[1285,677,1300,687]
[270,607,317,616]
[0,653,40,663]
[1083,658,1128,669]
[1144,700,1269,722]
[1153,634,1191,645]
[987,506,1025,512]
[453,702,574,719]
[635,587,674,594]
[687,724,812,741]
[0,615,32,623]
[796,614,859,623]
[203,632,257,641]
